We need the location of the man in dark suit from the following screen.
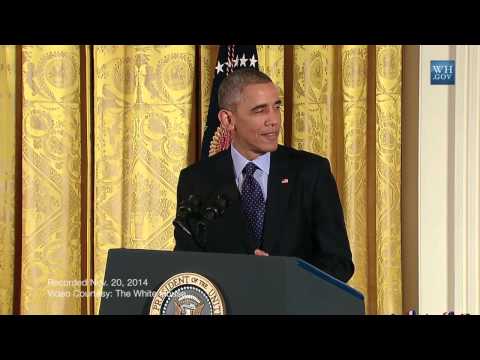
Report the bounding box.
[174,68,354,283]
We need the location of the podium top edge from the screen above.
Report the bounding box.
[296,260,364,301]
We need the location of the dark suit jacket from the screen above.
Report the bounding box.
[174,145,354,282]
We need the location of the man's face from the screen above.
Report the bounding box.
[228,82,281,160]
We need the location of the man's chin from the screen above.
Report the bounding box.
[261,143,278,153]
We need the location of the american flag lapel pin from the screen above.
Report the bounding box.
[281,178,288,184]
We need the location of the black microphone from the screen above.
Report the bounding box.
[202,194,229,221]
[173,194,202,237]
[193,194,229,249]
[173,193,229,250]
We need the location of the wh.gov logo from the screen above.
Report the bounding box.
[431,60,455,85]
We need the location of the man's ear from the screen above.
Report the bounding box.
[218,110,235,131]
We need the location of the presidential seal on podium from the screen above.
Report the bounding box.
[149,272,226,315]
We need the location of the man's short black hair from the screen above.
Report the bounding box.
[218,68,273,111]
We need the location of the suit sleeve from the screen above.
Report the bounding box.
[173,168,203,252]
[310,158,354,282]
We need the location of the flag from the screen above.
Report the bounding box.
[200,45,259,160]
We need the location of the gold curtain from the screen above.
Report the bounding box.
[375,46,402,313]
[21,46,82,314]
[0,45,16,315]
[0,45,402,315]
[93,45,196,314]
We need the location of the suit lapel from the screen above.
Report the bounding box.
[261,147,293,253]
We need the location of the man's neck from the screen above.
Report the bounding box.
[231,141,266,161]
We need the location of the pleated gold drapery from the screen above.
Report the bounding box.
[22,46,82,314]
[93,45,196,314]
[0,45,402,315]
[0,45,16,315]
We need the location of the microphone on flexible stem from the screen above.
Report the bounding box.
[173,194,202,237]
[194,194,229,249]
[173,193,229,250]
[203,194,229,221]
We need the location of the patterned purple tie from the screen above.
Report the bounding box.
[240,162,266,247]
